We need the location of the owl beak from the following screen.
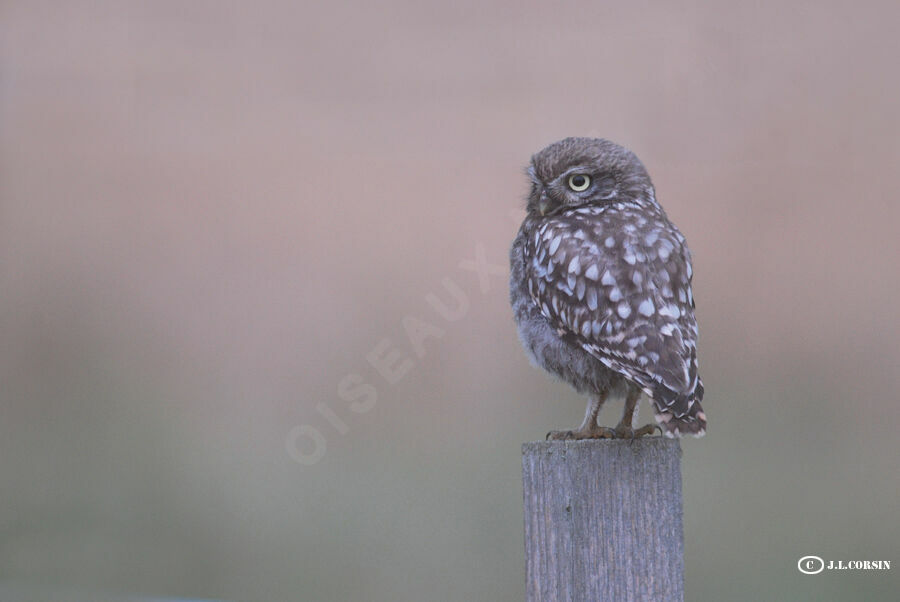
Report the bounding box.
[538,191,551,216]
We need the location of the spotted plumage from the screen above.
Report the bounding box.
[510,137,706,438]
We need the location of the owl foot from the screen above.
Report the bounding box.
[546,427,616,441]
[613,423,662,439]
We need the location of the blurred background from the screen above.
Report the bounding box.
[2,1,898,600]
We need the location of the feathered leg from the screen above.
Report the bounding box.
[614,387,660,439]
[546,391,612,440]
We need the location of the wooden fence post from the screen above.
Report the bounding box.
[522,438,684,601]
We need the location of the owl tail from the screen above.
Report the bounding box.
[652,381,707,438]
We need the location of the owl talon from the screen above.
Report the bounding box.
[618,426,635,440]
[547,425,657,440]
[546,430,575,440]
[547,427,615,440]
[595,427,616,439]
[611,423,660,440]
[633,424,662,438]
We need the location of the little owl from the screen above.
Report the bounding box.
[510,137,706,439]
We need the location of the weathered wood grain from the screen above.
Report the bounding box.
[522,438,684,601]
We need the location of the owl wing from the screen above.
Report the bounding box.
[524,208,701,416]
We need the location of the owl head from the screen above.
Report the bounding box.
[526,137,654,217]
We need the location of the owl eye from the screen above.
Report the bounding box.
[568,174,591,192]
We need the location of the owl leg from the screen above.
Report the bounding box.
[613,388,661,439]
[546,391,613,440]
